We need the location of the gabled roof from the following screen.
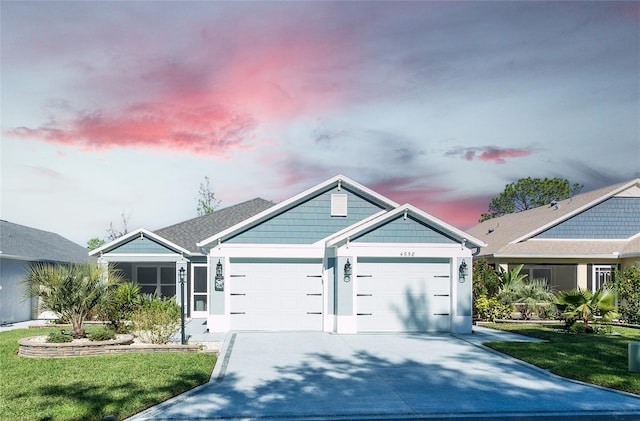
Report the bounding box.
[89,228,192,256]
[155,198,275,253]
[0,220,93,263]
[197,175,398,248]
[327,204,486,248]
[89,198,275,256]
[467,178,640,259]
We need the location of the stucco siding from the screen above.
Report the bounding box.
[535,197,640,239]
[226,186,386,244]
[0,258,33,323]
[353,215,458,244]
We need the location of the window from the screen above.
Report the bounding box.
[593,265,614,293]
[135,266,176,297]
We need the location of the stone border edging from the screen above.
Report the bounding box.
[18,335,202,358]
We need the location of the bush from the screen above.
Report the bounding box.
[99,282,143,333]
[613,263,640,324]
[132,295,181,344]
[89,328,116,342]
[475,295,512,321]
[47,332,73,343]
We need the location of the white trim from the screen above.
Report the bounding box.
[197,174,399,248]
[89,227,191,256]
[326,204,486,248]
[97,254,185,263]
[527,238,629,242]
[491,253,624,260]
[510,178,640,244]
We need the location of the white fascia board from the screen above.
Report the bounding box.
[510,179,640,245]
[89,228,191,257]
[197,174,399,248]
[209,243,324,259]
[319,209,388,246]
[326,204,486,248]
[335,242,472,258]
[97,254,185,263]
[491,253,623,260]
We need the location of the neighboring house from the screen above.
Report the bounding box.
[467,178,640,293]
[0,220,94,324]
[91,175,485,334]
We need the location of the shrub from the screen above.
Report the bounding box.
[47,332,73,343]
[613,263,640,324]
[99,282,143,333]
[132,295,181,344]
[475,295,512,321]
[473,259,501,301]
[89,328,116,342]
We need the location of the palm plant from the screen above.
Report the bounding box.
[496,264,529,290]
[556,288,619,331]
[24,262,124,338]
[498,278,556,319]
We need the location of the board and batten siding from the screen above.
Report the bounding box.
[105,236,177,254]
[225,186,387,244]
[352,215,458,244]
[535,197,640,240]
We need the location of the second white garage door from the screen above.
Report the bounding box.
[229,259,323,331]
[356,258,451,332]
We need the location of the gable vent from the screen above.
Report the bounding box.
[331,194,348,217]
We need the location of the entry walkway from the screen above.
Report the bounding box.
[129,329,640,420]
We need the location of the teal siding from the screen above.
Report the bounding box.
[106,236,177,254]
[535,197,640,239]
[353,215,458,244]
[225,186,387,244]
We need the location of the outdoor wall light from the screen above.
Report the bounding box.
[214,259,224,291]
[458,260,468,283]
[344,259,352,283]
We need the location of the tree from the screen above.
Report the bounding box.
[556,288,618,331]
[86,212,130,250]
[196,176,220,216]
[87,237,106,251]
[24,262,124,338]
[480,177,583,222]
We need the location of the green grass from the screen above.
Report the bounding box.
[0,328,217,421]
[483,323,640,395]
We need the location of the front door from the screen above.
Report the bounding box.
[191,265,208,318]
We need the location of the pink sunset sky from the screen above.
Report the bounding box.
[1,1,639,245]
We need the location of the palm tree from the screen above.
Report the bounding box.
[556,288,618,331]
[24,262,123,338]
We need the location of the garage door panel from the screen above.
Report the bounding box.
[357,260,451,332]
[229,260,323,331]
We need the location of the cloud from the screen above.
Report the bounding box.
[8,101,256,156]
[445,146,533,164]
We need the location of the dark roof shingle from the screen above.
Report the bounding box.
[154,198,275,253]
[0,220,93,263]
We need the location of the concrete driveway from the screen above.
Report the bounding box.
[129,328,640,420]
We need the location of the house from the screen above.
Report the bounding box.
[90,175,485,334]
[466,178,640,293]
[0,220,94,324]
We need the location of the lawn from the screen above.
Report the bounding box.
[483,322,640,395]
[0,328,217,421]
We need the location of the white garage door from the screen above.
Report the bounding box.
[229,259,323,331]
[357,258,451,332]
